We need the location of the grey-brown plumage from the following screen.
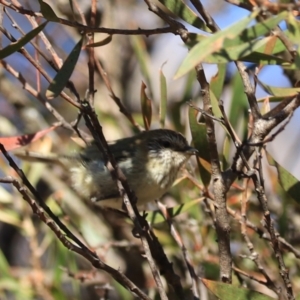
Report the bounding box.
[15,129,197,209]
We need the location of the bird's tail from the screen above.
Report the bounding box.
[13,150,74,164]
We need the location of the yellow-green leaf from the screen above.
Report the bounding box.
[202,278,276,300]
[159,64,167,128]
[175,10,260,78]
[189,107,211,186]
[257,78,300,97]
[267,151,300,205]
[131,35,153,95]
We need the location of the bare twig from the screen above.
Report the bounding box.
[0,26,81,108]
[0,0,176,36]
[156,200,200,299]
[0,175,150,299]
[239,177,279,293]
[79,100,180,300]
[250,151,295,300]
[94,57,144,131]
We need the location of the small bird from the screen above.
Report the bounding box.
[16,129,198,209]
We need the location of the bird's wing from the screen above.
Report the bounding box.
[80,134,143,163]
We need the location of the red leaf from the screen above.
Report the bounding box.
[0,125,58,151]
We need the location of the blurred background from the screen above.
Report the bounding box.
[1,0,300,299]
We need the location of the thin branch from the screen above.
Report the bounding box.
[0,0,176,36]
[190,0,220,31]
[144,0,189,41]
[224,94,300,189]
[94,58,144,132]
[0,26,81,108]
[156,200,200,299]
[0,60,88,137]
[79,100,180,299]
[250,151,294,300]
[227,206,300,259]
[239,177,279,293]
[0,177,151,300]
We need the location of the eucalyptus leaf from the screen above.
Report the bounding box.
[46,37,83,99]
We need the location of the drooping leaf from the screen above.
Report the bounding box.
[86,35,112,48]
[39,0,59,22]
[228,72,248,137]
[0,250,12,278]
[159,63,167,128]
[267,151,300,205]
[140,81,152,130]
[210,88,223,119]
[131,35,153,96]
[0,22,48,59]
[287,13,300,69]
[46,37,83,99]
[189,107,211,186]
[257,78,300,97]
[257,96,287,103]
[210,64,226,100]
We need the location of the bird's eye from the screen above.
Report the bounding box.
[161,140,171,148]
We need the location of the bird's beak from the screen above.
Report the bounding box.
[185,147,198,155]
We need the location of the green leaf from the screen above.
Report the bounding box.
[187,12,288,53]
[267,151,300,205]
[0,22,48,59]
[0,250,10,277]
[146,198,204,224]
[223,11,288,48]
[238,51,289,66]
[222,135,231,169]
[131,35,153,96]
[187,36,287,65]
[257,78,300,97]
[86,35,112,47]
[0,208,21,226]
[46,37,83,99]
[158,0,210,31]
[175,10,260,78]
[202,278,276,300]
[140,81,152,130]
[228,72,248,136]
[210,88,223,119]
[257,96,287,103]
[39,0,60,22]
[188,12,289,65]
[159,64,167,128]
[210,64,226,100]
[201,37,288,64]
[287,13,300,69]
[189,107,211,186]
